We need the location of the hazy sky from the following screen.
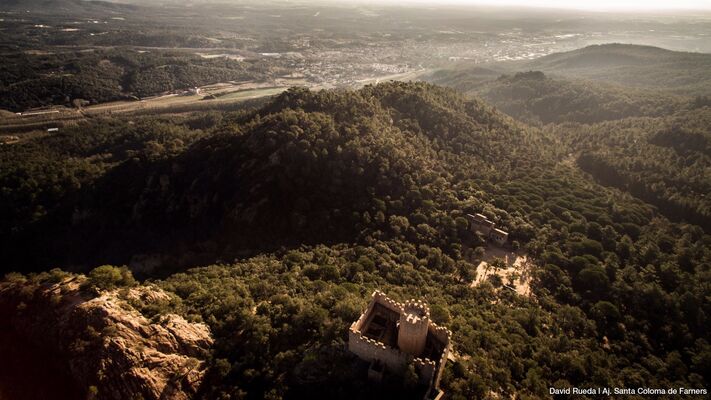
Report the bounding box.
[365,0,711,11]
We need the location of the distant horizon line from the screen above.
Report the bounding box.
[210,0,711,13]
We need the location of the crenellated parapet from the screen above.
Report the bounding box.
[372,290,403,313]
[349,325,409,373]
[413,357,436,368]
[398,299,431,358]
[403,299,430,317]
[413,357,437,385]
[429,322,452,343]
[427,323,452,390]
[348,290,453,399]
[350,329,389,350]
[351,306,370,332]
[402,299,430,331]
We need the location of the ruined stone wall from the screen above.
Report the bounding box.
[351,298,375,332]
[348,329,409,373]
[350,290,411,372]
[372,290,403,313]
[490,229,508,245]
[352,290,404,332]
[428,323,452,390]
[348,328,441,386]
[349,290,453,399]
[413,357,436,385]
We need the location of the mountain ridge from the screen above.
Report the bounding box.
[523,43,711,94]
[0,82,545,274]
[0,0,137,14]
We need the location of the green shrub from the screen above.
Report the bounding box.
[85,265,137,291]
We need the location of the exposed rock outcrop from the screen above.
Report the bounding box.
[0,276,213,400]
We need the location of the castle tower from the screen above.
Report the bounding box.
[397,299,430,357]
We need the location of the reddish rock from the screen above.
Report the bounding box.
[0,277,213,400]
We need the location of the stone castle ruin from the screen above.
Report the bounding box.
[348,291,451,399]
[467,213,509,245]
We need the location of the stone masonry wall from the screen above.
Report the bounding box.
[349,290,452,397]
[348,329,409,373]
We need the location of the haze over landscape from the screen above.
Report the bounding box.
[360,0,711,11]
[0,0,710,399]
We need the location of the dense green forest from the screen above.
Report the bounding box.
[425,44,711,233]
[462,71,685,125]
[0,49,264,111]
[554,108,711,231]
[1,82,548,272]
[2,82,710,398]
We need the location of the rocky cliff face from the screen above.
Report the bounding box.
[0,275,213,400]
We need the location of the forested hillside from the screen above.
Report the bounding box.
[2,82,709,399]
[523,44,711,95]
[425,44,711,125]
[424,73,690,127]
[425,44,711,233]
[555,107,711,231]
[1,82,547,273]
[0,50,265,111]
[470,71,684,125]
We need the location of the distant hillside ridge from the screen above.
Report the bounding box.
[0,0,136,13]
[423,68,686,124]
[522,43,711,95]
[427,44,711,101]
[528,43,685,69]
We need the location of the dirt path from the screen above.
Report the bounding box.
[471,246,534,297]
